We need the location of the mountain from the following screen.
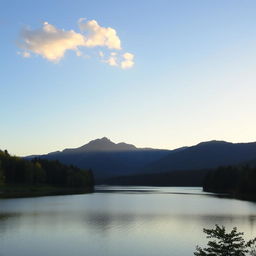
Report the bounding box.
[62,137,137,153]
[103,140,256,186]
[143,140,256,174]
[29,137,171,181]
[27,138,256,186]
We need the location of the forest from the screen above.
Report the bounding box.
[0,150,94,196]
[203,164,256,199]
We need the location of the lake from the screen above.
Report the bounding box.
[0,186,256,256]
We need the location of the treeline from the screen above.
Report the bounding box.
[203,165,256,198]
[102,169,208,186]
[0,150,94,188]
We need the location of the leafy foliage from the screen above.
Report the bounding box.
[194,225,256,256]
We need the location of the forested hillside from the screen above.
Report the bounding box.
[203,164,256,200]
[30,139,256,184]
[0,150,94,196]
[143,141,256,174]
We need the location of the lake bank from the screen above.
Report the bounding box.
[203,187,256,202]
[0,184,94,198]
[1,184,255,203]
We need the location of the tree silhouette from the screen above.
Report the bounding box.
[194,225,256,256]
[0,150,94,188]
[0,159,5,185]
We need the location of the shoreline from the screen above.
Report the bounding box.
[203,188,256,202]
[0,184,94,199]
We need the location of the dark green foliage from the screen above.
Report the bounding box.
[203,165,256,197]
[194,225,256,256]
[0,159,5,186]
[0,150,94,188]
[102,169,208,186]
[31,158,94,187]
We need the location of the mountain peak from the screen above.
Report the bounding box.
[63,137,137,153]
[101,137,110,141]
[196,140,231,147]
[87,137,113,145]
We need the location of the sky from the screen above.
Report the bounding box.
[1,0,256,156]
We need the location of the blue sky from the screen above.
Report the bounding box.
[1,0,256,156]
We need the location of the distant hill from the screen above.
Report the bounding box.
[103,169,208,187]
[26,138,256,185]
[143,140,256,174]
[101,140,256,186]
[27,137,172,181]
[242,157,256,167]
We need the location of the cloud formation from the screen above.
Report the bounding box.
[121,52,135,69]
[102,52,134,69]
[105,52,118,66]
[20,22,85,62]
[19,19,134,69]
[79,19,121,50]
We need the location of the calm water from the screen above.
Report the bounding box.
[0,186,256,256]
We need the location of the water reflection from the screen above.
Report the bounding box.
[0,186,255,256]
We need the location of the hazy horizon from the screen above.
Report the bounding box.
[9,137,256,157]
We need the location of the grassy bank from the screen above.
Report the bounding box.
[0,184,94,198]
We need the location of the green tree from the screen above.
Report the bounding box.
[194,225,256,256]
[33,162,46,184]
[0,159,5,186]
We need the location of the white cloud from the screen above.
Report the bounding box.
[79,19,121,50]
[20,22,85,62]
[20,51,31,58]
[76,50,82,57]
[123,52,134,60]
[106,56,118,66]
[100,51,135,69]
[121,52,135,69]
[19,19,134,69]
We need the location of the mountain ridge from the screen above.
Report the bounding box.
[50,137,170,154]
[25,138,256,185]
[62,137,138,153]
[142,140,256,174]
[27,137,172,181]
